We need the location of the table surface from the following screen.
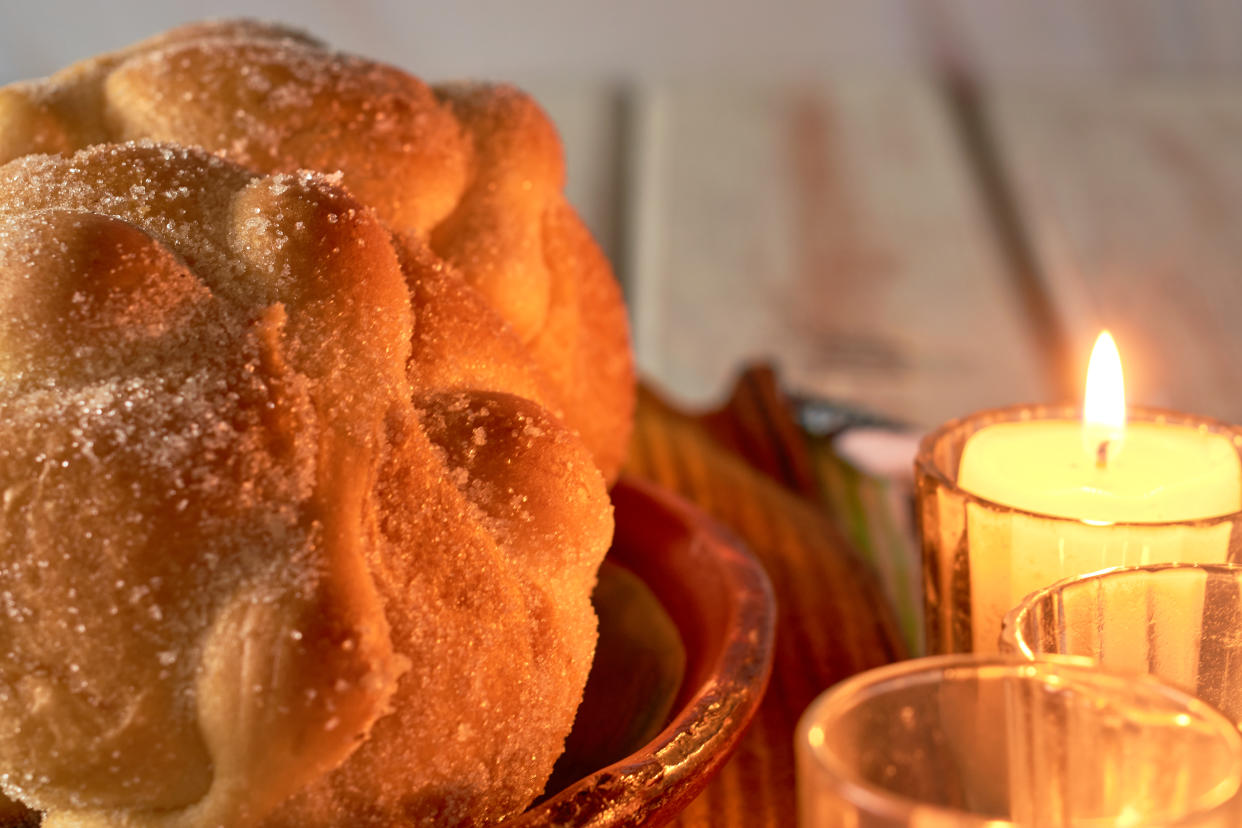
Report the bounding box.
[513,6,1242,430]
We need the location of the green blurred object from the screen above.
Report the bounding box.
[802,429,922,655]
[793,391,922,654]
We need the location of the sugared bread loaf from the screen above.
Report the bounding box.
[0,141,612,826]
[0,19,635,483]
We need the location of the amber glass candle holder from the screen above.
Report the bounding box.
[1001,562,1242,726]
[796,655,1242,827]
[915,404,1242,655]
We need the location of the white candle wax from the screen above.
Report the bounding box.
[958,419,1241,654]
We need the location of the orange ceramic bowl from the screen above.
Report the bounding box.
[514,476,777,827]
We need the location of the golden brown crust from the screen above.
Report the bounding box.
[269,392,610,826]
[0,19,635,482]
[532,201,635,483]
[396,234,556,412]
[0,142,612,826]
[0,142,411,825]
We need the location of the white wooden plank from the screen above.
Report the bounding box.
[630,79,1049,426]
[0,0,926,87]
[625,86,670,362]
[4,1,1242,91]
[988,83,1242,420]
[938,0,1242,78]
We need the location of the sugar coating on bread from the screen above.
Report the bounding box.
[0,142,612,827]
[0,19,635,482]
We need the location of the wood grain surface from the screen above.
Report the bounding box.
[625,376,906,827]
[987,83,1242,421]
[627,80,1048,426]
[934,0,1242,78]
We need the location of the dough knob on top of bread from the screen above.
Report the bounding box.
[0,141,612,827]
[0,18,635,483]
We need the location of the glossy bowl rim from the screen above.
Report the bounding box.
[513,475,777,826]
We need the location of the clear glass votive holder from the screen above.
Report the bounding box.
[915,404,1242,655]
[1001,562,1242,725]
[796,655,1242,827]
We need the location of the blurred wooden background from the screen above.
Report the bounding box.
[3,0,1242,427]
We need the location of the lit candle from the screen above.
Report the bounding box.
[956,332,1242,653]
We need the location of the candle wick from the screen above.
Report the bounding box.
[1096,440,1110,469]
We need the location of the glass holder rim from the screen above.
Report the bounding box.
[798,653,1242,827]
[915,402,1242,528]
[1001,560,1242,660]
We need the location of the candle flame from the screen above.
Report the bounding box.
[1083,331,1125,464]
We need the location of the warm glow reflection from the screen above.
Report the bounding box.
[1083,331,1126,463]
